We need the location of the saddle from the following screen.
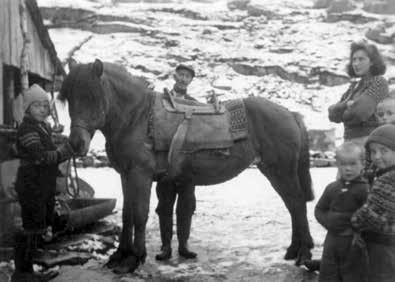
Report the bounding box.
[152,91,248,178]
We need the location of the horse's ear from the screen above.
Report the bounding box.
[68,58,78,72]
[92,59,103,78]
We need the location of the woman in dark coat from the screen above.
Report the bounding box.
[328,41,389,147]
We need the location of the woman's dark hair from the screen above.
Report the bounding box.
[346,41,386,77]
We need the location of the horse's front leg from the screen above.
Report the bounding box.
[108,167,153,274]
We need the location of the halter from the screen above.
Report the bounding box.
[70,119,95,135]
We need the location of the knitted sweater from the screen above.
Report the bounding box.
[17,116,73,165]
[328,75,389,139]
[315,177,368,235]
[351,166,395,243]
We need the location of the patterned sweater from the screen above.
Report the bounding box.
[351,166,395,243]
[328,75,389,139]
[17,116,73,165]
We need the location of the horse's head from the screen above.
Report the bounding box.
[59,59,108,156]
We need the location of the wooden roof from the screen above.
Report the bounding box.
[25,0,65,77]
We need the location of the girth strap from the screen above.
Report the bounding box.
[167,110,193,178]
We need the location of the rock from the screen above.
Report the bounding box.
[327,0,356,14]
[365,24,394,44]
[39,7,95,26]
[154,8,208,20]
[231,63,349,86]
[231,64,311,84]
[308,128,336,152]
[313,0,333,9]
[363,0,395,15]
[246,3,275,18]
[165,39,180,48]
[269,47,294,54]
[227,0,250,10]
[310,68,349,86]
[325,12,378,24]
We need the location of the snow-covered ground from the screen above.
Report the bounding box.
[52,166,333,281]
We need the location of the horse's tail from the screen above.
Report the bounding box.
[292,112,314,202]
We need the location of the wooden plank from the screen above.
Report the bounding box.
[0,58,3,124]
[33,252,92,268]
[1,0,11,64]
[1,0,55,80]
[10,0,19,67]
[27,11,54,80]
[4,68,15,125]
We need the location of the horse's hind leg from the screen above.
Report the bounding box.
[258,163,313,265]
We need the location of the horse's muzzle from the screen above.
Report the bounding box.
[69,126,92,156]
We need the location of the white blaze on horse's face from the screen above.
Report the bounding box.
[64,59,105,156]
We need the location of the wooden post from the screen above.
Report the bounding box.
[19,0,29,93]
[16,0,30,126]
[5,70,15,125]
[0,59,3,125]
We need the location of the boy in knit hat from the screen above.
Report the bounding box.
[12,84,74,282]
[351,124,395,282]
[375,96,395,125]
[362,97,395,184]
[314,142,369,282]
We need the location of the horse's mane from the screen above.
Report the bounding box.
[104,63,151,97]
[58,61,151,103]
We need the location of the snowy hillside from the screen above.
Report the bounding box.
[38,0,395,150]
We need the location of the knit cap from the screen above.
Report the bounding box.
[23,84,50,112]
[365,124,395,151]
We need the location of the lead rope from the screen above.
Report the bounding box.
[65,155,80,198]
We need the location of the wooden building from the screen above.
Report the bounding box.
[0,0,64,125]
[0,0,64,249]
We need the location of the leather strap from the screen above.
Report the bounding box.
[167,111,193,178]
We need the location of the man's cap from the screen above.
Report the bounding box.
[365,124,395,151]
[23,84,50,112]
[175,64,195,77]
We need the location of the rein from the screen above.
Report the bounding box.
[65,155,80,198]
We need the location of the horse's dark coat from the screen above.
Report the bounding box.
[60,60,314,273]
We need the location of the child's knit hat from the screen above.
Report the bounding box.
[365,124,395,151]
[23,84,50,112]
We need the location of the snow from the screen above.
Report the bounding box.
[72,166,333,280]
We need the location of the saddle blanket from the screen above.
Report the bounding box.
[152,93,248,152]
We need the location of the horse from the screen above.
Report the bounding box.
[59,59,314,274]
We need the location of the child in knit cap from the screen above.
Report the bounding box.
[363,96,395,184]
[314,142,369,282]
[12,84,73,282]
[375,97,395,125]
[351,124,395,282]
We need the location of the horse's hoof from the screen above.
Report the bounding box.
[295,247,312,266]
[284,247,298,260]
[139,250,147,264]
[112,255,139,274]
[106,250,123,269]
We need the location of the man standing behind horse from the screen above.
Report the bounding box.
[168,64,197,101]
[155,63,198,261]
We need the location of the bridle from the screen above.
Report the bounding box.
[70,119,95,136]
